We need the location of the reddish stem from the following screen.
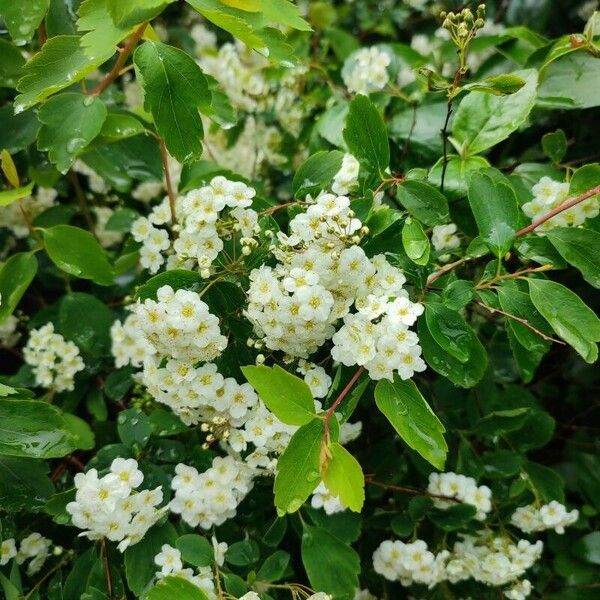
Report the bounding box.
[324,366,365,440]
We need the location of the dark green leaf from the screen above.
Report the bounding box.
[0,456,54,511]
[546,227,600,288]
[117,408,151,449]
[176,535,213,568]
[0,252,37,322]
[292,150,344,198]
[396,180,449,226]
[256,550,290,582]
[542,129,567,163]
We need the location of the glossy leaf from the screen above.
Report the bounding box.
[374,377,447,470]
[146,576,209,600]
[0,39,25,88]
[292,150,344,198]
[321,442,365,512]
[0,252,37,322]
[402,217,430,265]
[396,180,449,226]
[176,535,213,568]
[0,0,49,45]
[425,302,474,363]
[0,456,54,512]
[546,227,600,288]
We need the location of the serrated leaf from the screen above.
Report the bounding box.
[396,180,449,226]
[425,303,475,363]
[321,442,364,512]
[134,41,210,163]
[546,227,600,288]
[274,418,323,515]
[374,377,447,470]
[107,0,176,28]
[37,93,107,173]
[292,150,344,198]
[242,364,316,426]
[77,0,132,59]
[0,0,49,45]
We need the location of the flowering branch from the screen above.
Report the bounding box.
[515,183,600,237]
[323,366,365,441]
[87,22,148,97]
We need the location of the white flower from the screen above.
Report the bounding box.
[0,538,17,566]
[154,544,183,576]
[431,223,461,252]
[343,47,391,94]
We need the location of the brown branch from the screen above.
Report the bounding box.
[324,366,365,440]
[425,257,467,290]
[159,138,177,229]
[516,183,600,237]
[37,23,47,45]
[476,264,553,289]
[87,22,148,97]
[366,477,461,503]
[475,300,565,345]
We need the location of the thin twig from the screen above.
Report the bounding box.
[37,23,47,45]
[475,300,565,345]
[324,366,365,440]
[101,538,114,600]
[366,477,461,503]
[159,138,177,229]
[69,171,97,238]
[87,22,148,97]
[515,184,600,237]
[476,264,553,289]
[425,257,467,289]
[440,101,453,193]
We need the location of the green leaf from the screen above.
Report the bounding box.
[569,163,600,197]
[429,504,477,531]
[0,399,94,458]
[258,0,312,31]
[0,182,35,206]
[77,0,133,59]
[176,535,213,568]
[0,105,39,152]
[542,129,567,164]
[460,73,526,96]
[467,169,519,256]
[528,278,600,363]
[442,280,475,310]
[145,576,209,600]
[256,550,290,582]
[0,252,37,322]
[59,292,114,356]
[292,150,344,198]
[343,94,389,175]
[98,113,146,142]
[43,224,114,286]
[418,317,488,388]
[273,418,323,515]
[135,269,204,300]
[482,450,522,479]
[474,407,531,436]
[428,154,490,200]
[124,522,177,597]
[574,532,600,566]
[0,456,54,512]
[546,228,600,288]
[0,0,49,44]
[117,408,151,449]
[241,364,316,426]
[134,41,211,163]
[15,35,111,112]
[107,0,176,28]
[321,442,364,512]
[395,180,449,226]
[452,69,538,155]
[425,303,475,363]
[0,39,25,88]
[402,217,430,265]
[37,93,107,173]
[524,461,564,503]
[374,377,447,470]
[225,540,260,566]
[301,525,360,600]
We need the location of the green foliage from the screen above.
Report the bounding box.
[145,575,209,600]
[0,252,37,321]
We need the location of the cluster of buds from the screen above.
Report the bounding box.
[200,415,231,449]
[441,4,486,64]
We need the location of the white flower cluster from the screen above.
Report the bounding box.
[169,457,254,529]
[510,501,579,534]
[505,579,533,600]
[131,285,227,365]
[131,176,258,274]
[246,192,425,381]
[342,47,391,95]
[311,482,344,515]
[431,223,461,252]
[24,323,85,391]
[0,314,20,347]
[373,533,542,593]
[154,539,226,600]
[0,187,57,238]
[111,312,155,368]
[66,458,166,552]
[1,533,52,575]
[428,471,492,520]
[241,594,330,600]
[332,154,360,196]
[523,176,598,230]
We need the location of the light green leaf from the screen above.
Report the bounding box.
[321,442,364,512]
[402,217,430,265]
[428,154,490,200]
[425,303,475,363]
[134,41,210,163]
[107,0,176,28]
[374,377,447,470]
[569,163,600,197]
[301,525,360,599]
[37,93,107,173]
[467,168,519,256]
[258,0,312,31]
[0,182,34,206]
[418,317,488,388]
[0,39,25,88]
[542,129,567,164]
[292,150,344,198]
[396,180,449,226]
[0,0,49,45]
[15,35,112,112]
[43,224,114,286]
[0,456,54,512]
[343,94,389,175]
[241,364,316,426]
[546,228,600,288]
[528,278,600,363]
[0,399,94,458]
[460,73,526,96]
[77,0,133,59]
[452,69,538,155]
[146,576,209,600]
[176,535,214,568]
[0,251,37,322]
[274,418,323,515]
